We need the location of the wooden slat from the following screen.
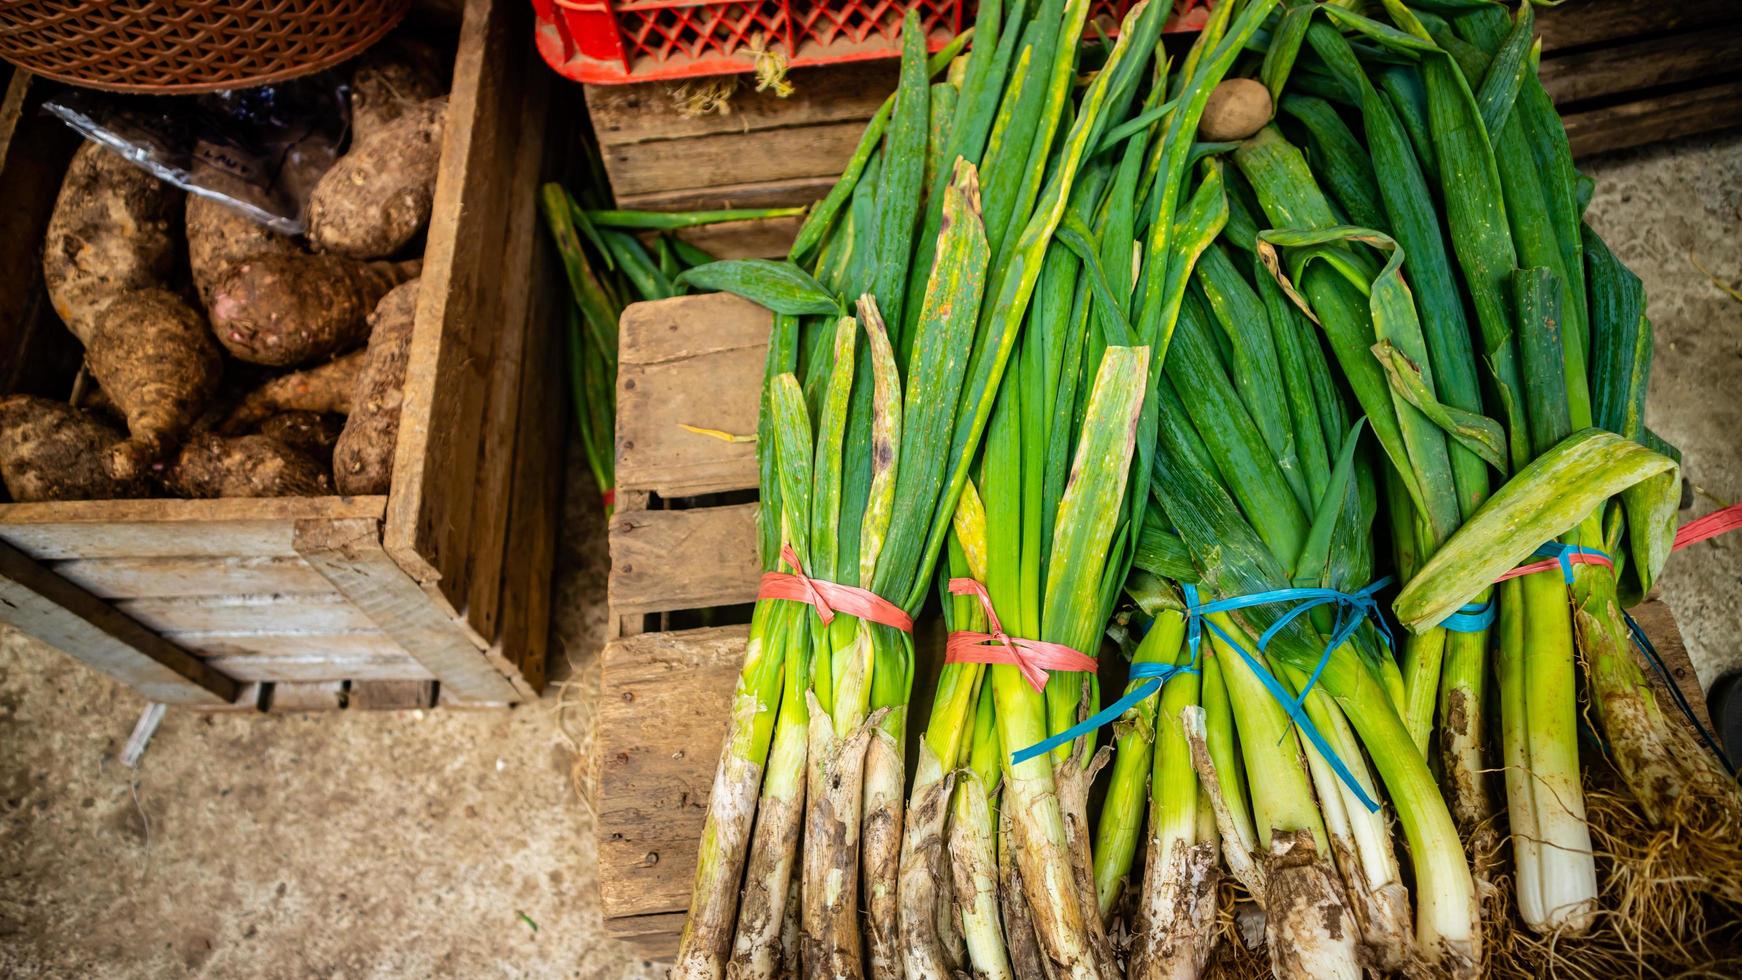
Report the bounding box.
[0,497,386,560]
[602,120,868,198]
[596,624,745,922]
[350,679,438,710]
[1628,596,1713,733]
[1564,80,1742,160]
[1540,24,1742,107]
[265,681,348,712]
[614,175,838,213]
[671,216,805,261]
[602,911,690,959]
[585,60,894,146]
[51,556,335,599]
[386,0,544,616]
[204,652,434,683]
[115,593,374,634]
[1536,0,1735,54]
[0,71,83,399]
[609,503,759,615]
[484,136,570,694]
[169,630,411,660]
[615,293,768,496]
[0,539,236,705]
[457,29,553,651]
[295,517,520,703]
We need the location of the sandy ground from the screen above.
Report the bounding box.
[2,131,1740,978]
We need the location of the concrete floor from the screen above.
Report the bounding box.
[2,131,1739,978]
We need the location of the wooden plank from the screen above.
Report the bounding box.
[0,496,386,560]
[386,0,542,613]
[1564,80,1742,159]
[609,503,759,616]
[671,216,805,261]
[584,59,894,146]
[1539,24,1742,107]
[295,517,520,703]
[265,681,348,712]
[615,293,768,496]
[1537,0,1735,54]
[204,652,434,683]
[484,139,569,694]
[602,910,689,959]
[614,175,839,213]
[601,120,868,198]
[350,679,439,710]
[0,71,84,399]
[51,556,335,599]
[0,539,236,705]
[115,593,375,634]
[1628,596,1713,734]
[461,52,560,657]
[167,630,413,660]
[596,624,745,922]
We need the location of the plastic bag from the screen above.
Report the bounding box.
[43,72,351,235]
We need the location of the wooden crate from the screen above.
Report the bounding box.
[595,292,1717,960]
[581,0,1742,261]
[0,0,567,712]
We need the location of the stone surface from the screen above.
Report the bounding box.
[0,444,659,979]
[1,131,1739,977]
[1586,131,1742,688]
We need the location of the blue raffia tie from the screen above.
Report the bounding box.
[1010,579,1391,814]
[1441,542,1613,633]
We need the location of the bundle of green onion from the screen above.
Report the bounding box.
[659,0,1739,977]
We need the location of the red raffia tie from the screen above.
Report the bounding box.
[1492,548,1612,582]
[1674,503,1742,552]
[944,578,1097,694]
[601,488,616,509]
[756,544,914,633]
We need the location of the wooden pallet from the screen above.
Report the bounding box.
[594,292,1717,959]
[0,0,566,712]
[581,0,1742,260]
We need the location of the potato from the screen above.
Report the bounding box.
[207,253,419,366]
[161,433,332,498]
[306,97,446,259]
[186,194,298,310]
[0,396,146,501]
[333,278,419,495]
[351,40,447,141]
[44,141,182,344]
[257,411,345,465]
[1200,78,1274,142]
[86,289,223,481]
[220,350,364,432]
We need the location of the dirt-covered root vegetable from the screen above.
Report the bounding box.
[350,41,447,140]
[220,350,363,432]
[1201,78,1273,142]
[162,433,332,498]
[307,97,447,259]
[0,396,146,501]
[186,194,298,311]
[257,411,344,466]
[208,253,418,366]
[44,141,182,345]
[86,289,222,481]
[332,277,419,495]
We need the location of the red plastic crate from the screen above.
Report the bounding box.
[532,0,1212,85]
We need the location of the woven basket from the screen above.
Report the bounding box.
[0,0,412,94]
